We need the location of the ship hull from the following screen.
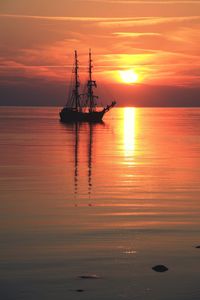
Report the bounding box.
[60,108,105,123]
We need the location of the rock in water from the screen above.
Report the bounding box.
[152,265,168,272]
[76,289,84,292]
[195,245,200,249]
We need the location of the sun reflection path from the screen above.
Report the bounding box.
[124,107,136,158]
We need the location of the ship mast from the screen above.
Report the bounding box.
[87,49,97,112]
[74,50,81,111]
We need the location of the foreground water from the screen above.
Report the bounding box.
[0,107,200,300]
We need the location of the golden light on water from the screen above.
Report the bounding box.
[124,107,136,157]
[119,70,139,84]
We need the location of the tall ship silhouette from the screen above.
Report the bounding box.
[59,49,116,122]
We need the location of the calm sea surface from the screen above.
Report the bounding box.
[0,107,200,300]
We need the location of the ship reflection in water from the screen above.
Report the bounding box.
[62,121,105,202]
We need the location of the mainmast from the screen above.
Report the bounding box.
[74,50,81,111]
[87,49,98,112]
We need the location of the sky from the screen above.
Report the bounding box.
[0,0,200,106]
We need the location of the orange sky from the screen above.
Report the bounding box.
[0,0,200,105]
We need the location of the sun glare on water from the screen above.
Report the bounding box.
[124,107,135,157]
[119,69,139,84]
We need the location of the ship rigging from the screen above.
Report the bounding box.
[59,49,116,122]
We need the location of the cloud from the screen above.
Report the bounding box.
[98,16,200,27]
[0,13,130,22]
[0,10,199,93]
[0,58,66,87]
[1,14,200,25]
[113,32,162,37]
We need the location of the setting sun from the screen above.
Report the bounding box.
[119,69,139,84]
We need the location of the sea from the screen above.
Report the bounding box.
[0,106,200,300]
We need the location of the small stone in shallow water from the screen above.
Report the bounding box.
[76,289,84,292]
[152,265,168,272]
[195,245,200,249]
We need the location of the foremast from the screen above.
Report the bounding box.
[72,50,81,111]
[87,49,98,112]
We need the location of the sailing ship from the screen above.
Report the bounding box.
[59,49,116,123]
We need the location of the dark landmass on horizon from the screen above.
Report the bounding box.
[1,82,200,107]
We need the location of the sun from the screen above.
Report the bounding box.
[119,69,139,84]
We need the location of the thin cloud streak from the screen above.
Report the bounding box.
[99,16,200,27]
[1,14,200,25]
[0,14,132,22]
[0,65,71,68]
[113,32,162,37]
